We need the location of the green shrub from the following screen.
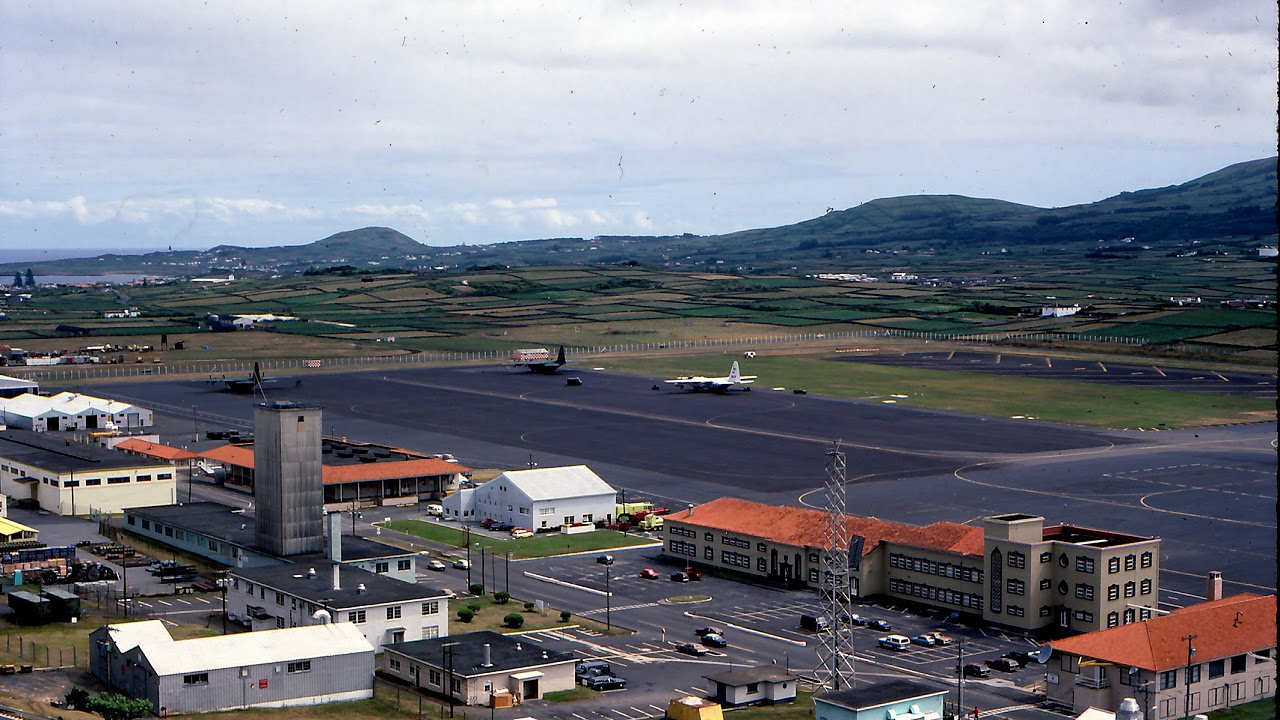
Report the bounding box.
[559,610,571,622]
[457,608,474,623]
[466,602,483,614]
[524,601,536,612]
[504,613,525,628]
[493,591,510,604]
[469,583,485,595]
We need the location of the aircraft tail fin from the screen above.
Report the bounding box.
[252,361,262,383]
[729,361,740,382]
[556,346,567,365]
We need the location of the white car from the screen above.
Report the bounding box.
[452,559,471,570]
[426,560,447,571]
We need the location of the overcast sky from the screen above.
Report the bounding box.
[1,1,1275,255]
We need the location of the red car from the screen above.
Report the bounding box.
[683,567,703,581]
[639,568,660,579]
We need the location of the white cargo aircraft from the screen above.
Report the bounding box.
[664,361,757,392]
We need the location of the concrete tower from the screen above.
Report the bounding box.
[254,401,324,555]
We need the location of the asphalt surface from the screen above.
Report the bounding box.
[834,350,1277,398]
[17,363,1275,720]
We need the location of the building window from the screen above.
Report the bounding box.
[376,562,390,573]
[141,519,150,530]
[1107,612,1119,628]
[387,606,402,620]
[538,507,555,515]
[1007,551,1025,568]
[422,625,439,639]
[1040,606,1052,617]
[1074,610,1094,622]
[704,546,713,561]
[1140,551,1152,568]
[1040,551,1052,563]
[157,473,172,480]
[720,536,750,548]
[288,661,311,674]
[388,658,401,672]
[275,592,285,606]
[429,669,442,686]
[705,533,714,541]
[518,507,528,514]
[1006,605,1024,617]
[807,568,819,583]
[1059,580,1069,595]
[1230,655,1246,674]
[1108,584,1120,600]
[720,550,750,568]
[1108,557,1120,573]
[1161,671,1177,690]
[757,557,767,572]
[1208,660,1225,679]
[669,540,696,557]
[1124,608,1136,624]
[107,476,130,484]
[668,526,695,538]
[136,475,151,482]
[1058,553,1069,568]
[757,542,767,552]
[1040,578,1052,590]
[1124,554,1136,571]
[1187,665,1201,684]
[86,478,101,486]
[349,610,366,624]
[808,552,819,563]
[1075,556,1095,573]
[1075,583,1094,600]
[126,515,135,526]
[398,559,412,572]
[1124,581,1136,598]
[1007,579,1025,595]
[1140,578,1152,595]
[422,601,439,614]
[1139,608,1151,620]
[183,672,209,686]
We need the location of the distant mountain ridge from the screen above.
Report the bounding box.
[4,157,1274,277]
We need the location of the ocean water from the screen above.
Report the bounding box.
[0,248,157,263]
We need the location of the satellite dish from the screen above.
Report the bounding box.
[1033,644,1054,664]
[1129,666,1140,675]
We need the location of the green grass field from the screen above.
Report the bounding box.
[600,355,1275,429]
[378,520,659,559]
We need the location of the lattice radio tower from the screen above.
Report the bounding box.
[815,440,855,692]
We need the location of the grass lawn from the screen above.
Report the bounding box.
[1203,699,1277,720]
[599,355,1275,429]
[447,594,617,635]
[543,686,600,702]
[377,520,659,559]
[722,690,814,720]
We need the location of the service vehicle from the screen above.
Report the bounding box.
[424,504,444,516]
[800,614,829,632]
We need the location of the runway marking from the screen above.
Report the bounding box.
[1044,357,1052,368]
[1098,362,1107,372]
[1152,366,1166,377]
[1162,589,1206,600]
[1213,371,1230,382]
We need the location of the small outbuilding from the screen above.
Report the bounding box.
[90,619,375,715]
[814,680,947,720]
[380,630,577,706]
[703,665,798,706]
[668,696,724,720]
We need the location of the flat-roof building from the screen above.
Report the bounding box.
[0,431,176,515]
[381,630,577,706]
[0,375,38,399]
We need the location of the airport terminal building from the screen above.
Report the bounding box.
[664,499,1160,635]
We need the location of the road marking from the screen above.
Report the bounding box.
[572,713,591,720]
[157,600,173,607]
[1213,372,1230,382]
[1151,365,1166,377]
[1098,362,1107,372]
[1044,357,1052,367]
[1162,589,1206,600]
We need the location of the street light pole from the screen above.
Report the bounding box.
[605,564,611,631]
[465,528,473,587]
[1182,634,1198,720]
[957,642,965,720]
[478,545,487,593]
[505,551,511,594]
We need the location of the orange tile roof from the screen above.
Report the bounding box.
[199,444,255,468]
[1052,594,1277,671]
[196,445,470,484]
[672,497,985,557]
[114,438,198,462]
[322,458,471,484]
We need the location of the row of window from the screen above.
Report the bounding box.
[1106,579,1153,599]
[1109,552,1154,573]
[888,578,984,610]
[668,526,696,538]
[1005,549,1153,574]
[40,472,172,488]
[889,552,984,583]
[721,550,751,568]
[669,540,697,557]
[721,535,750,549]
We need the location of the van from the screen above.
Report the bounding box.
[877,635,911,651]
[800,614,830,632]
[424,504,444,517]
[576,661,611,683]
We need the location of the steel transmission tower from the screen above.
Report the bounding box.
[815,440,855,692]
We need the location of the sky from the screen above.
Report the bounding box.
[1,1,1275,255]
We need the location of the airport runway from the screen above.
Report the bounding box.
[835,350,1277,398]
[81,362,1276,600]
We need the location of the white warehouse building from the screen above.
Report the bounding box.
[443,465,616,531]
[0,391,152,432]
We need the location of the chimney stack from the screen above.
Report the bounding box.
[356,583,367,595]
[332,564,341,591]
[482,644,493,667]
[1115,698,1143,720]
[327,511,343,563]
[307,567,317,579]
[1206,571,1223,601]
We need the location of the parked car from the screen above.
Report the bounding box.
[674,643,708,657]
[479,518,496,529]
[585,675,626,691]
[1001,651,1032,667]
[912,634,937,647]
[928,632,953,645]
[670,572,690,582]
[596,554,615,565]
[877,635,911,651]
[962,663,991,678]
[424,504,444,516]
[639,568,660,579]
[694,627,723,637]
[868,619,893,632]
[452,559,471,569]
[426,559,447,571]
[510,528,533,538]
[565,377,583,387]
[700,633,728,648]
[683,567,703,580]
[985,658,1020,673]
[842,613,867,626]
[493,522,515,531]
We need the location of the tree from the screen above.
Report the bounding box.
[11,272,22,288]
[492,591,510,604]
[559,610,572,622]
[85,692,153,720]
[457,608,474,623]
[468,583,485,596]
[24,268,34,287]
[503,613,525,629]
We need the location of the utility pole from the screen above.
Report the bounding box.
[442,642,459,718]
[1182,634,1198,720]
[957,642,965,720]
[605,564,612,631]
[505,551,512,594]
[465,528,473,587]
